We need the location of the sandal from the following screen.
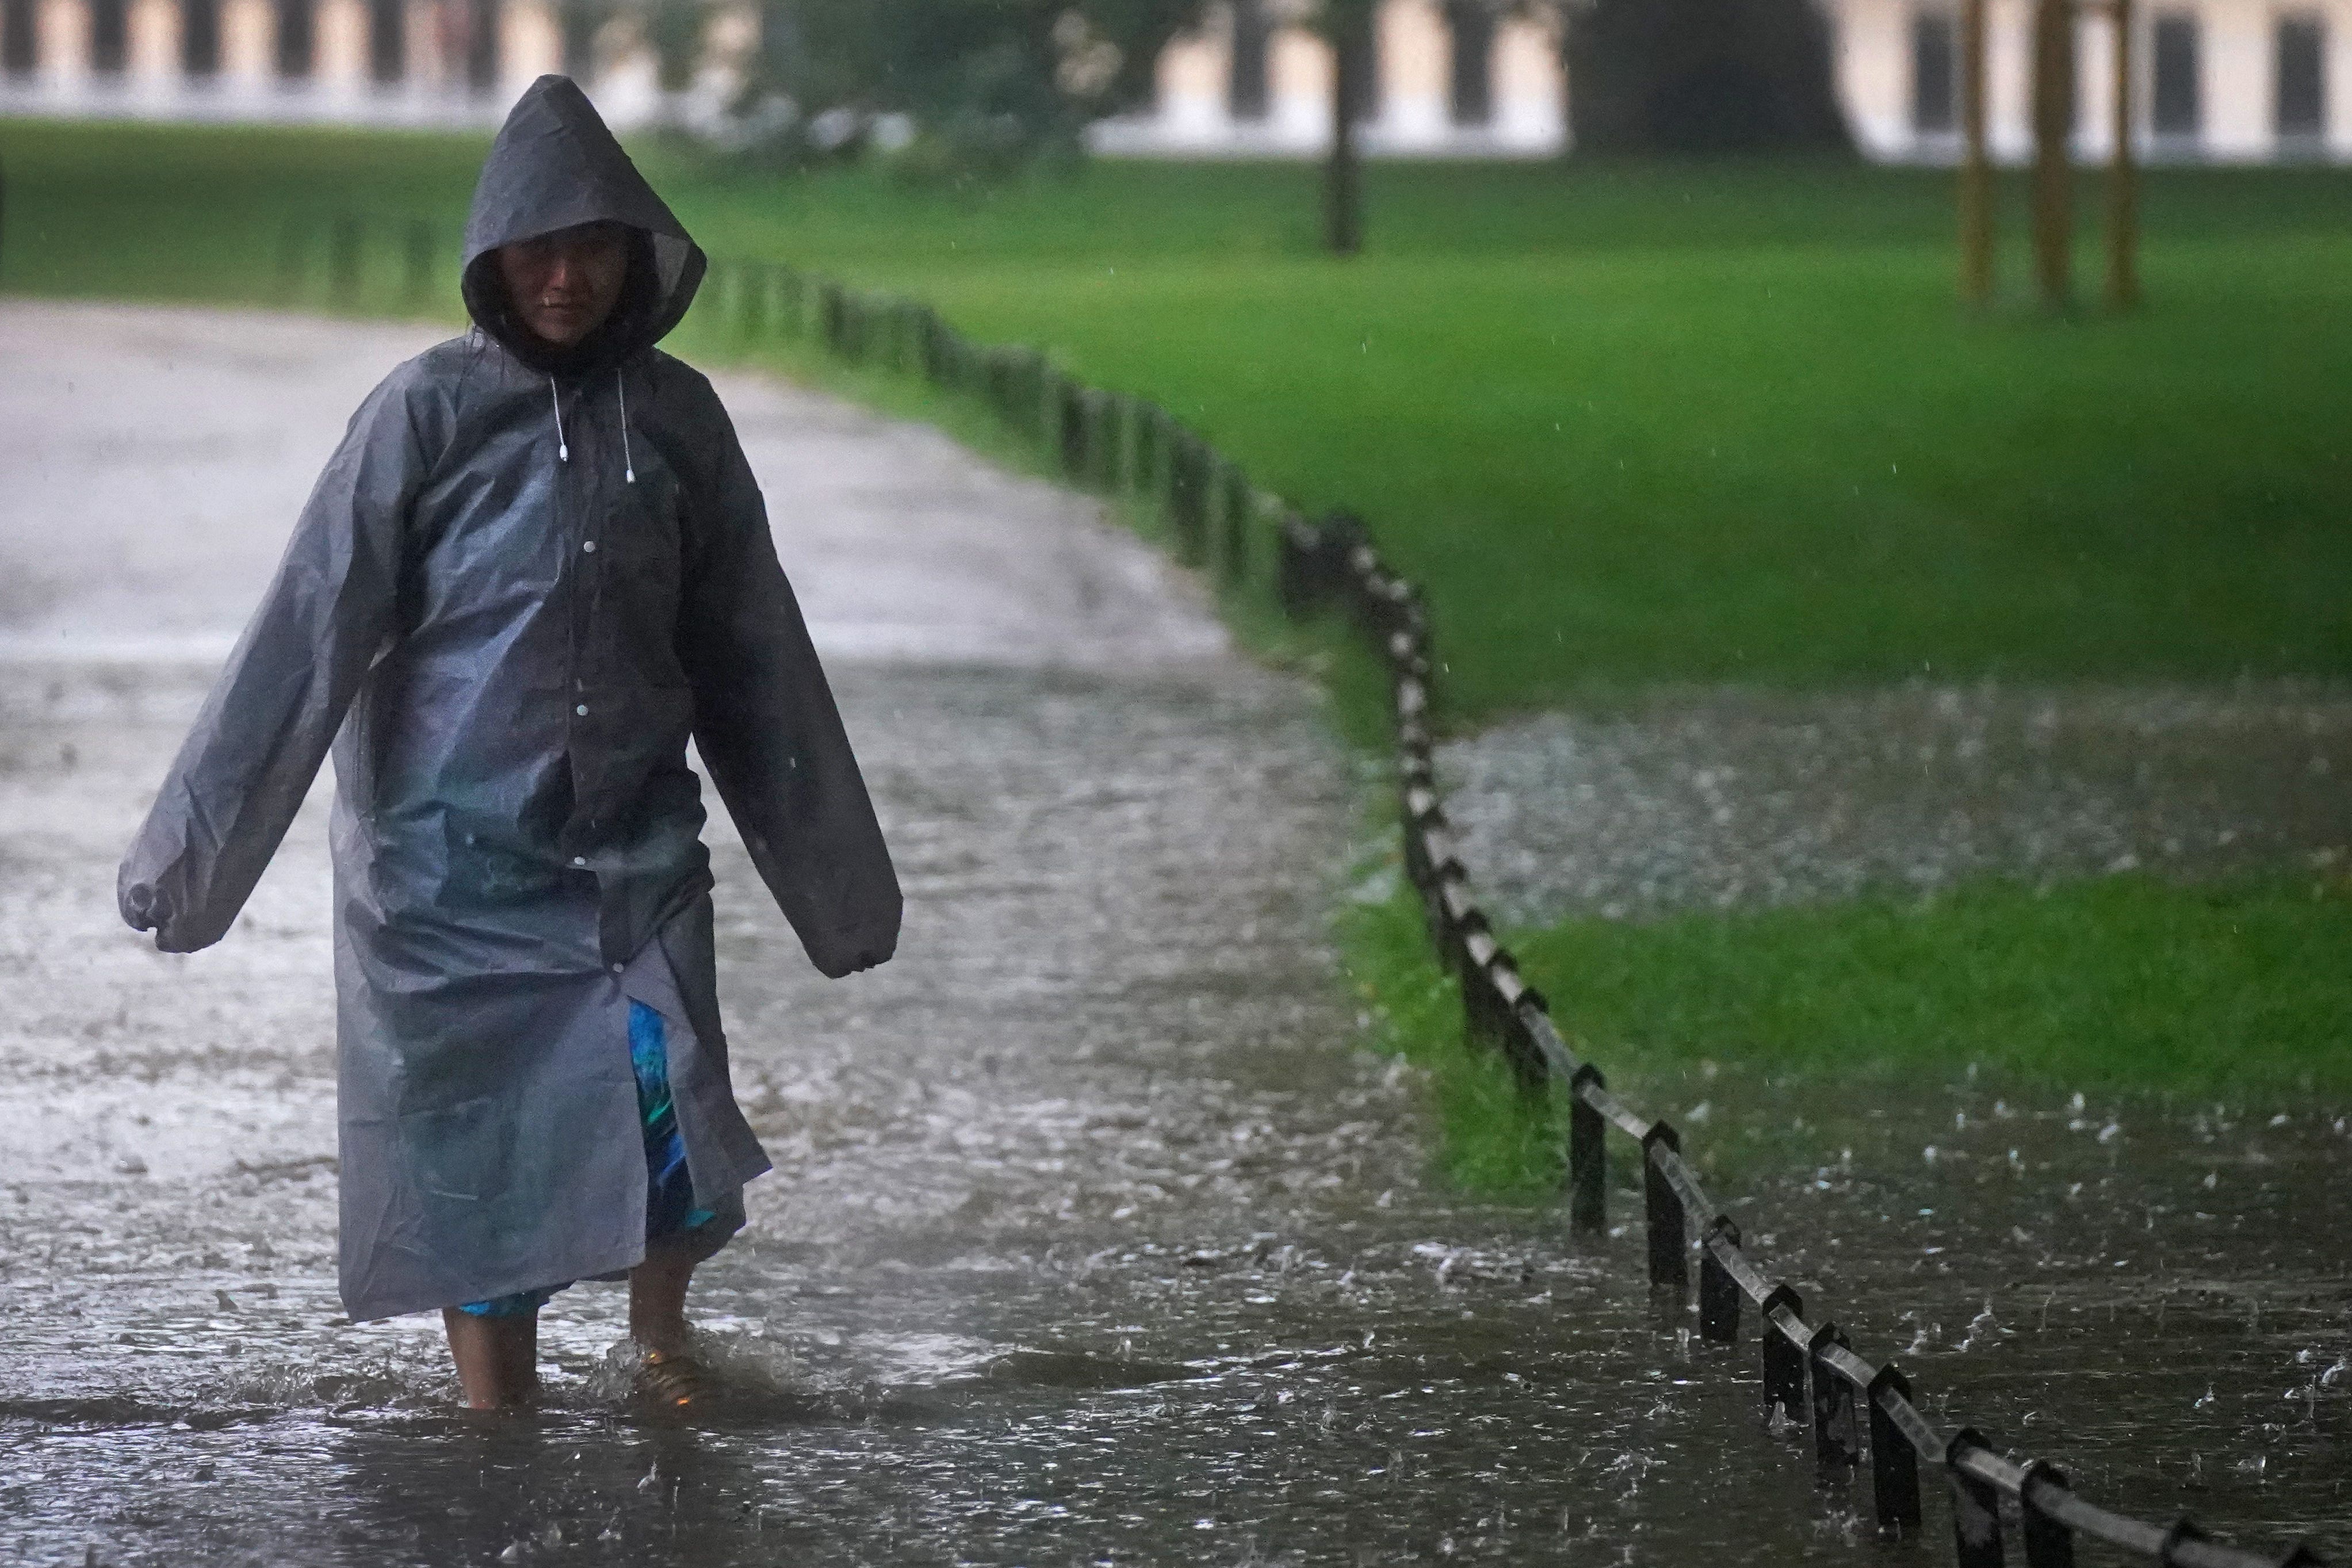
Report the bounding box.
[636,1348,710,1409]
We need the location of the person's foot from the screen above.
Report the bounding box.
[634,1347,710,1409]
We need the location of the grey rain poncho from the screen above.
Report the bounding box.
[118,75,900,1322]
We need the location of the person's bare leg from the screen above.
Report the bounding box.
[441,1309,540,1410]
[628,1252,696,1357]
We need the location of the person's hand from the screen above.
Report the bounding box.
[122,882,172,947]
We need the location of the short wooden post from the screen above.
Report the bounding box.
[1567,1065,1607,1234]
[2106,0,2140,308]
[2030,0,2076,309]
[1959,0,1994,305]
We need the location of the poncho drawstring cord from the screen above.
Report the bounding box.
[550,372,633,484]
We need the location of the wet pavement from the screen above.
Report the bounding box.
[1441,684,2352,924]
[2,303,2346,1566]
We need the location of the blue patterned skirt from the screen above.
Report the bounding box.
[456,1000,738,1318]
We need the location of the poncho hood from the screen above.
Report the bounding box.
[461,74,706,372]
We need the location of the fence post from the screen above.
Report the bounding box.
[1866,1363,1924,1538]
[1276,515,1320,618]
[1760,1284,1808,1424]
[1808,1323,1860,1469]
[2018,1460,2076,1568]
[1946,1429,2008,1568]
[1219,460,1252,584]
[1567,1065,1607,1234]
[1055,374,1087,478]
[1169,431,1208,567]
[1641,1122,1688,1298]
[1699,1217,1742,1344]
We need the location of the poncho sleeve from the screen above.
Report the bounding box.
[117,372,425,953]
[678,387,901,980]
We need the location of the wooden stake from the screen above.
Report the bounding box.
[2106,0,2141,308]
[1959,0,1994,305]
[2030,0,2076,310]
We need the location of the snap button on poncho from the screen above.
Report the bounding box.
[117,75,901,1322]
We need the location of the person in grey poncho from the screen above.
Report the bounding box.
[116,76,900,1410]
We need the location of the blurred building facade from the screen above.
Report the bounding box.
[0,0,2343,162]
[1831,0,2352,159]
[1090,0,1566,156]
[0,0,752,126]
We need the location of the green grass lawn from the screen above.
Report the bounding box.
[5,118,2343,1129]
[1347,870,2352,1193]
[4,120,2349,718]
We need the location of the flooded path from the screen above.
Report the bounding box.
[2,303,2345,1566]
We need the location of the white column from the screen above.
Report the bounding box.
[403,0,440,89]
[1268,22,1330,148]
[2076,2,2115,158]
[1373,0,1449,147]
[129,0,177,82]
[1493,9,1562,151]
[37,0,87,85]
[318,0,366,90]
[1154,15,1226,143]
[501,0,555,93]
[2200,0,2270,157]
[1834,0,1912,159]
[221,0,270,83]
[1987,0,2033,160]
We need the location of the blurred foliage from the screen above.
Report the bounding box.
[1566,0,1850,154]
[737,0,1206,177]
[644,0,710,92]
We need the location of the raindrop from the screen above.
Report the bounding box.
[2194,1386,2217,1411]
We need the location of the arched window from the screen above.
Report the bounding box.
[275,0,316,77]
[91,0,131,73]
[2276,15,2326,142]
[466,0,500,90]
[1229,0,1271,121]
[1447,1,1496,127]
[369,0,403,82]
[1910,9,1957,134]
[1340,5,1380,125]
[182,0,222,76]
[2151,12,2200,140]
[1,0,38,77]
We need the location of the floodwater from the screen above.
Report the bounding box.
[2,304,2346,1566]
[1441,687,2352,926]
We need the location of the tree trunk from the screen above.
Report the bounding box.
[1958,0,1993,304]
[2031,0,2075,309]
[2105,0,2140,308]
[1324,1,1368,257]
